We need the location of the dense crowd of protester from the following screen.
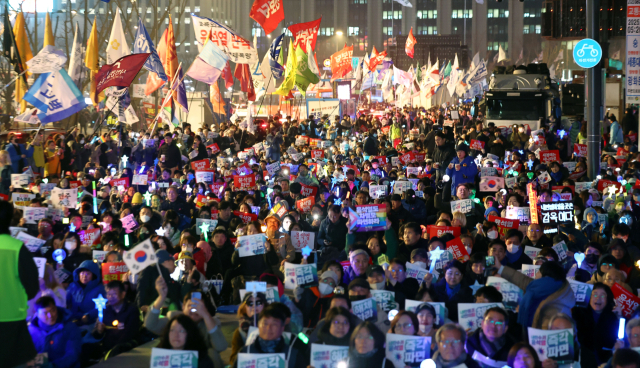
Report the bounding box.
[3,105,640,368]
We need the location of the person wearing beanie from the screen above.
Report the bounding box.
[294,164,319,187]
[135,249,184,311]
[433,130,456,182]
[294,270,338,328]
[445,143,477,196]
[131,192,143,206]
[484,207,500,219]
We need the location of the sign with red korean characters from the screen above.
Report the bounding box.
[330,45,353,81]
[78,228,101,247]
[446,238,470,262]
[234,211,258,224]
[69,181,81,189]
[102,262,129,284]
[470,139,485,151]
[539,150,560,164]
[573,144,587,157]
[208,143,220,154]
[191,159,210,171]
[300,184,318,197]
[428,226,461,239]
[398,152,415,165]
[344,165,361,176]
[195,194,211,209]
[311,150,324,159]
[211,182,226,196]
[597,179,623,193]
[296,196,315,213]
[611,282,640,318]
[233,174,256,190]
[374,156,388,165]
[288,17,322,52]
[109,177,129,189]
[488,215,520,237]
[414,153,426,163]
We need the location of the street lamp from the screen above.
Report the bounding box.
[335,30,343,52]
[336,31,343,36]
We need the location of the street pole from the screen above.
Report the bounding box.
[586,0,602,180]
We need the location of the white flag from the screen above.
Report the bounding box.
[498,45,507,62]
[452,54,459,70]
[308,48,320,77]
[382,69,393,102]
[27,46,67,74]
[554,50,563,62]
[106,8,131,65]
[393,0,413,7]
[67,23,86,85]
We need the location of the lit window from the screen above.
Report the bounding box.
[185,17,190,24]
[147,8,152,13]
[185,6,190,12]
[195,6,200,12]
[535,25,541,34]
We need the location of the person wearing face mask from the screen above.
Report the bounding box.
[366,265,405,310]
[347,278,389,332]
[581,243,604,275]
[61,232,91,272]
[294,270,338,328]
[503,229,533,270]
[65,260,106,325]
[138,205,162,233]
[510,124,530,150]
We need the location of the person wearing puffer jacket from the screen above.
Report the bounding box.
[65,260,106,325]
[493,256,575,338]
[266,132,283,162]
[445,144,478,195]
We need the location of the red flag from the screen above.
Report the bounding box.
[234,63,256,101]
[369,50,387,72]
[222,61,233,89]
[95,53,150,99]
[288,17,322,52]
[330,45,353,82]
[372,46,379,56]
[405,27,416,58]
[249,0,284,35]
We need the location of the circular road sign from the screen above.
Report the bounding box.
[573,38,602,68]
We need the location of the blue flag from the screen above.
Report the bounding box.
[133,18,167,82]
[23,69,87,124]
[268,32,285,79]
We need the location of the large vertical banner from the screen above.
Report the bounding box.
[627,1,640,103]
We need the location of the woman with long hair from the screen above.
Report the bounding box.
[507,343,542,368]
[157,314,215,368]
[229,292,267,366]
[347,322,395,368]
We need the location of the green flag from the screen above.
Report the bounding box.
[275,39,297,96]
[444,61,452,78]
[295,46,320,96]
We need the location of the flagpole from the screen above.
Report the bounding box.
[147,62,186,134]
[2,69,28,90]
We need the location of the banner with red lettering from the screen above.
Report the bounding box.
[488,215,520,237]
[234,211,258,224]
[428,225,461,239]
[446,238,469,262]
[233,174,256,190]
[470,139,485,151]
[110,177,130,189]
[539,150,560,164]
[249,0,284,35]
[330,45,353,82]
[611,283,640,318]
[191,159,210,171]
[79,228,101,247]
[311,149,324,159]
[102,262,129,284]
[300,184,318,197]
[208,143,220,154]
[288,17,322,52]
[405,27,416,58]
[296,196,315,213]
[573,144,587,157]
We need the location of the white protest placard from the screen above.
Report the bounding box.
[415,190,424,198]
[552,241,569,261]
[481,167,498,177]
[310,344,349,368]
[12,192,36,208]
[46,207,64,222]
[195,170,214,183]
[195,219,218,235]
[266,162,281,177]
[592,200,603,208]
[568,279,593,308]
[11,173,31,187]
[10,227,27,237]
[351,297,378,321]
[405,262,430,282]
[284,262,318,289]
[486,276,523,311]
[50,187,78,209]
[132,174,148,185]
[93,250,108,263]
[527,328,574,362]
[290,231,315,251]
[506,206,530,223]
[33,257,47,278]
[16,232,47,252]
[393,180,413,194]
[562,162,577,172]
[391,157,400,166]
[39,183,56,197]
[505,177,517,188]
[239,287,280,305]
[369,185,387,199]
[520,264,541,278]
[458,303,505,333]
[237,234,267,257]
[575,182,592,193]
[385,333,432,367]
[450,199,473,214]
[23,207,47,224]
[150,348,198,368]
[524,246,541,260]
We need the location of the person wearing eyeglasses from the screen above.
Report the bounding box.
[572,283,618,366]
[308,306,358,351]
[521,223,552,249]
[588,254,619,285]
[295,270,338,328]
[229,292,267,366]
[389,310,419,336]
[433,323,480,368]
[346,321,395,368]
[465,307,515,368]
[420,260,473,323]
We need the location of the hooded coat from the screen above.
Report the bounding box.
[65,260,106,322]
[28,307,82,368]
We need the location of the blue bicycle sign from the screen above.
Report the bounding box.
[573,39,602,68]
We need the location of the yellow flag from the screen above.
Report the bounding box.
[13,13,33,113]
[43,13,54,47]
[84,17,101,105]
[275,40,297,96]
